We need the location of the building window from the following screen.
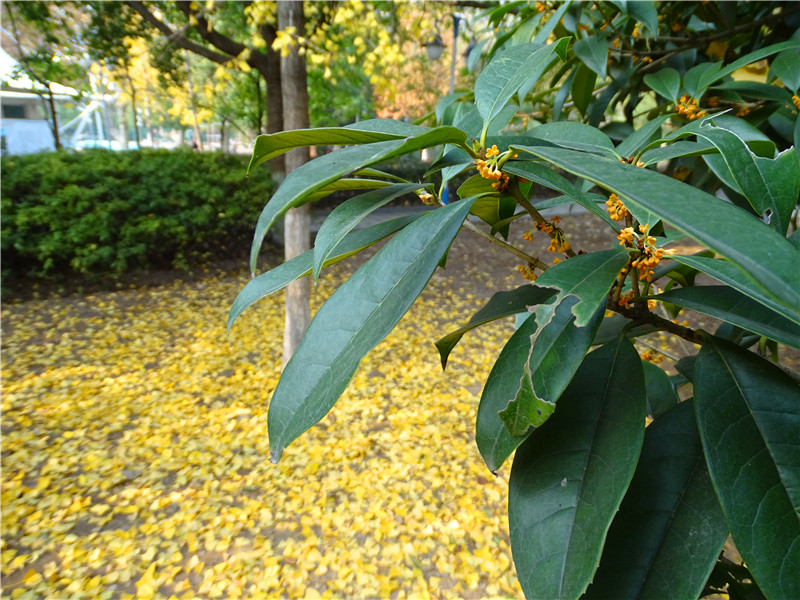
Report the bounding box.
[2,104,26,119]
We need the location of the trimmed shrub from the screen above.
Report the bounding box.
[1,149,273,290]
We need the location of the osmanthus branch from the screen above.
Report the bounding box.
[611,300,706,346]
[462,219,550,272]
[508,179,578,258]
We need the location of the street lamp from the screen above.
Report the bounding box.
[423,33,445,61]
[423,15,462,94]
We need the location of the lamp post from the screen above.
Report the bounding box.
[423,15,461,95]
[424,14,463,204]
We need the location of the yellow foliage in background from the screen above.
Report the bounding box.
[1,254,523,598]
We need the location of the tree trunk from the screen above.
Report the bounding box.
[278,0,311,366]
[262,24,285,182]
[46,85,61,150]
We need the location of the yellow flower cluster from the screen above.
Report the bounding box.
[517,263,538,281]
[641,348,664,363]
[605,194,630,221]
[794,95,800,110]
[475,146,513,192]
[417,191,436,206]
[618,289,634,309]
[547,232,571,254]
[676,95,708,120]
[617,224,676,283]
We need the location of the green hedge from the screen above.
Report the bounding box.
[1,149,273,290]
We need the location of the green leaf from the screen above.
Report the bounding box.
[694,338,800,599]
[521,146,800,324]
[655,286,800,349]
[469,195,517,238]
[571,63,598,116]
[533,1,572,44]
[302,178,394,204]
[250,127,467,273]
[671,255,800,327]
[312,183,425,281]
[585,400,728,600]
[531,247,630,327]
[615,115,670,159]
[476,296,603,472]
[247,120,427,174]
[504,161,618,228]
[475,42,558,139]
[499,359,556,436]
[639,140,716,166]
[267,198,476,463]
[573,34,608,79]
[695,125,800,235]
[508,337,645,600]
[713,40,800,84]
[436,285,557,369]
[642,361,679,419]
[501,298,605,438]
[771,48,800,92]
[683,62,722,97]
[643,68,681,102]
[622,1,658,37]
[227,215,419,333]
[526,121,618,157]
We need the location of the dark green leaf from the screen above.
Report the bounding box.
[573,34,608,79]
[585,400,727,600]
[302,178,394,204]
[622,1,658,37]
[571,62,598,116]
[475,42,558,137]
[671,255,800,327]
[247,119,427,173]
[615,116,670,159]
[695,125,800,235]
[312,183,426,281]
[684,62,722,97]
[521,146,800,324]
[526,121,618,157]
[643,361,679,419]
[250,127,467,273]
[771,48,800,92]
[695,337,800,599]
[639,140,716,166]
[713,40,800,84]
[504,162,618,228]
[643,68,681,102]
[476,296,603,472]
[436,285,557,369]
[509,337,645,600]
[655,286,800,349]
[500,298,605,438]
[529,247,630,327]
[228,215,419,333]
[267,198,476,462]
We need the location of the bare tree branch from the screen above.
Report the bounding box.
[125,0,231,64]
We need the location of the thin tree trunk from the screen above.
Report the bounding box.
[46,85,61,150]
[262,24,285,182]
[278,0,311,366]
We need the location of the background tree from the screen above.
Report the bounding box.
[1,1,88,149]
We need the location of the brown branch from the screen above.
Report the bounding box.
[125,0,232,64]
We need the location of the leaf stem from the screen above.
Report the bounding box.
[463,219,549,271]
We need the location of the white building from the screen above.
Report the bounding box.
[0,48,82,154]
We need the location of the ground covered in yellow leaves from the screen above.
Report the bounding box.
[1,226,547,599]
